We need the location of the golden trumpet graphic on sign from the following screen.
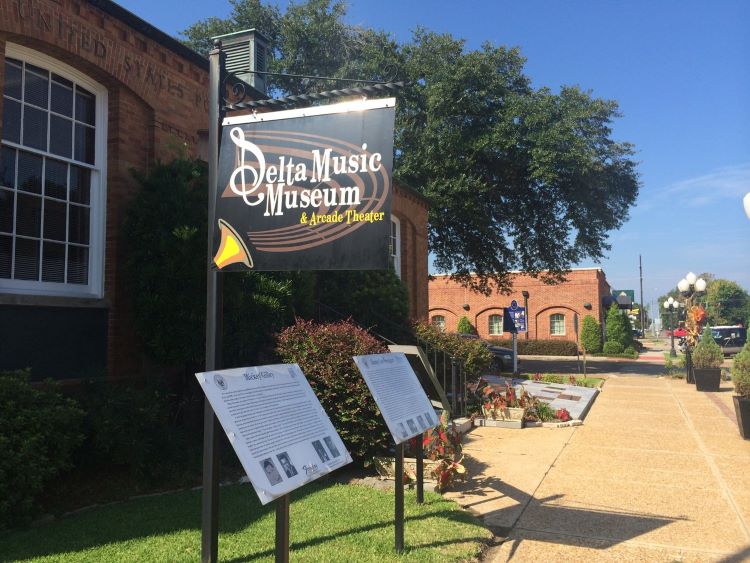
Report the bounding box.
[213,219,253,269]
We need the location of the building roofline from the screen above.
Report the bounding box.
[393,178,431,207]
[89,0,208,70]
[430,267,605,278]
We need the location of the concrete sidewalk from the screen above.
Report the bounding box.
[445,375,750,562]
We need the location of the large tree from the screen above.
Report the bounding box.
[182,0,640,294]
[705,279,750,326]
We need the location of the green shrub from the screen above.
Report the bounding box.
[602,341,624,355]
[732,341,750,397]
[80,379,199,483]
[605,303,633,350]
[0,370,84,528]
[456,316,474,335]
[122,158,301,369]
[276,319,390,463]
[692,327,724,369]
[487,338,579,356]
[580,315,602,353]
[414,323,492,377]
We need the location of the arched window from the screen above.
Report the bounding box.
[390,216,401,279]
[550,313,566,335]
[431,315,445,332]
[488,314,503,336]
[1,44,107,297]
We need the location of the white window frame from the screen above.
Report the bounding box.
[550,313,566,336]
[1,44,107,298]
[488,314,503,336]
[431,315,445,332]
[390,215,401,279]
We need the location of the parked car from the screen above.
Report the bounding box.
[710,326,747,356]
[667,327,688,338]
[457,333,519,372]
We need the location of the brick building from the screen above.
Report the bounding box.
[429,268,613,342]
[0,0,428,379]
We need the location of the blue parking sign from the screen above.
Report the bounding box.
[512,306,526,332]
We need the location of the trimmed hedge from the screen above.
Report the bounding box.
[276,319,390,464]
[0,370,84,528]
[487,338,579,356]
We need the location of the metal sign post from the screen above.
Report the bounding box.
[275,495,290,563]
[394,442,405,553]
[415,437,424,504]
[201,40,225,563]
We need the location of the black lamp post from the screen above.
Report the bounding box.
[663,297,679,358]
[521,290,530,340]
[677,272,707,382]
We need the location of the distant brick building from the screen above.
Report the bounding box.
[0,0,428,379]
[429,268,613,341]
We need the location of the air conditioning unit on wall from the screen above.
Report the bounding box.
[213,28,269,96]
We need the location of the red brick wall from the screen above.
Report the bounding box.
[1,0,430,376]
[393,182,428,322]
[428,269,611,341]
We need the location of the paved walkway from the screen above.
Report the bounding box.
[445,375,750,562]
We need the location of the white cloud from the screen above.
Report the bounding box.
[660,163,750,205]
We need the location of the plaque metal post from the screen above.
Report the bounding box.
[394,442,405,553]
[201,40,225,563]
[275,494,290,563]
[415,434,424,504]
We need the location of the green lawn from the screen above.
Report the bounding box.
[0,481,492,562]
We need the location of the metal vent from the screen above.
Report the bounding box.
[212,28,269,95]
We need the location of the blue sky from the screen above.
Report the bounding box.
[119,0,750,312]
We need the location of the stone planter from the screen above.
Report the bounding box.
[482,406,525,421]
[733,396,750,440]
[373,456,442,483]
[474,417,523,429]
[694,368,721,392]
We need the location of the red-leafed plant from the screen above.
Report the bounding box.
[474,379,533,420]
[555,408,572,422]
[276,318,390,463]
[532,372,543,381]
[422,411,466,491]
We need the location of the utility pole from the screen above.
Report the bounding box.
[639,255,645,336]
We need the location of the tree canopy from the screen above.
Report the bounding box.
[181,0,640,294]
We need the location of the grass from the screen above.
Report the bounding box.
[0,481,492,562]
[521,373,605,388]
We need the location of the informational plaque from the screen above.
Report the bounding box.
[352,353,437,444]
[195,364,352,505]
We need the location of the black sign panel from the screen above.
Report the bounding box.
[213,99,395,271]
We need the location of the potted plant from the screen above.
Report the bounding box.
[471,379,531,428]
[731,341,750,440]
[692,326,724,392]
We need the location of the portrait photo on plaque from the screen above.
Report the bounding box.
[195,363,352,505]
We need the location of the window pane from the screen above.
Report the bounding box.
[17,151,43,193]
[42,241,65,282]
[51,76,74,117]
[1,146,15,188]
[75,88,95,125]
[69,166,90,204]
[2,98,21,143]
[16,193,42,237]
[68,204,89,244]
[67,244,88,284]
[23,105,48,150]
[49,115,73,158]
[15,237,40,280]
[4,60,22,99]
[74,123,95,164]
[0,189,14,233]
[44,198,67,241]
[0,234,11,278]
[24,66,49,108]
[45,159,68,199]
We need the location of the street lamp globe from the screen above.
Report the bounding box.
[695,278,707,292]
[677,278,690,293]
[686,272,697,285]
[744,192,750,220]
